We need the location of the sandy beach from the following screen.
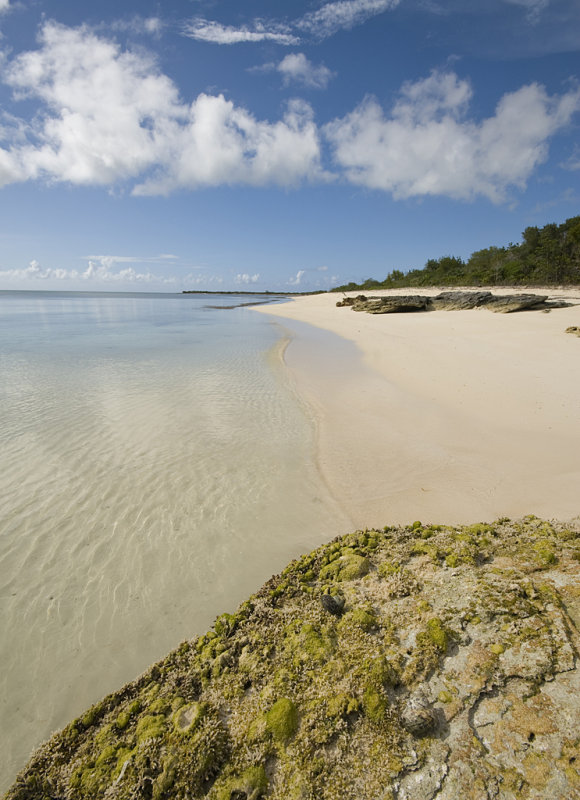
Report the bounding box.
[257,287,580,528]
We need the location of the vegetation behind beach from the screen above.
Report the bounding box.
[332,215,580,292]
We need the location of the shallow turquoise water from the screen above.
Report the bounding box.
[0,291,348,790]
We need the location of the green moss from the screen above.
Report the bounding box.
[265,698,298,744]
[340,607,378,632]
[438,690,454,704]
[95,744,117,767]
[378,560,401,577]
[148,696,170,715]
[426,618,449,651]
[534,540,557,566]
[115,711,130,731]
[362,686,388,723]
[135,714,166,743]
[327,693,360,718]
[215,766,268,800]
[214,612,237,638]
[402,618,449,685]
[410,541,441,563]
[490,643,505,655]
[319,547,370,581]
[284,621,335,665]
[412,521,423,529]
[128,699,141,715]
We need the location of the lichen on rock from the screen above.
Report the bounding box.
[4,516,580,800]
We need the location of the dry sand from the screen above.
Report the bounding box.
[256,288,580,528]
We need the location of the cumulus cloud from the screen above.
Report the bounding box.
[296,0,401,38]
[325,70,580,202]
[287,269,306,285]
[277,53,335,89]
[135,96,325,194]
[0,22,325,193]
[182,18,298,45]
[235,273,260,284]
[0,257,177,285]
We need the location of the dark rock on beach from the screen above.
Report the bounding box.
[336,290,569,314]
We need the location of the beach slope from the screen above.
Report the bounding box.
[256,288,580,527]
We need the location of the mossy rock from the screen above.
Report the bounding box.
[214,765,268,800]
[6,516,580,800]
[319,548,370,581]
[265,698,298,744]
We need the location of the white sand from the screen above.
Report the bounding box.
[257,288,580,527]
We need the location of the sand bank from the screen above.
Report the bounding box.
[256,288,580,527]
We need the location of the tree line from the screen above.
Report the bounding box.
[331,215,580,292]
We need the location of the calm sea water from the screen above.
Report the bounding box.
[0,290,348,791]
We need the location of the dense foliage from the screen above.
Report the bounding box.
[331,215,580,291]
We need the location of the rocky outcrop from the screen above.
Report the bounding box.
[5,517,580,800]
[336,291,570,314]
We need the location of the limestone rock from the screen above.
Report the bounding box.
[5,517,580,800]
[337,290,563,314]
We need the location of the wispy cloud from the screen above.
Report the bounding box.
[0,0,10,15]
[296,0,401,38]
[109,16,165,37]
[503,0,549,22]
[183,0,400,47]
[182,18,298,45]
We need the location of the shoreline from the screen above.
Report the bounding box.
[255,287,580,526]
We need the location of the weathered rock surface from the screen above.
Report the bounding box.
[5,516,580,800]
[336,291,569,314]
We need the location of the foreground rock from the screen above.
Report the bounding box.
[6,517,580,800]
[336,291,570,313]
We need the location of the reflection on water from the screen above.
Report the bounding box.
[0,291,348,792]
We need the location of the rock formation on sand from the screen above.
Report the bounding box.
[5,517,580,800]
[336,291,571,314]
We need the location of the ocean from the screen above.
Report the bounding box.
[0,290,348,791]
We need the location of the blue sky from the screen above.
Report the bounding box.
[0,0,578,292]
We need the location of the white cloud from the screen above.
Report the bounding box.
[235,273,260,284]
[182,18,298,45]
[277,53,335,89]
[296,0,401,38]
[0,22,325,193]
[0,0,10,14]
[134,96,326,194]
[325,70,580,202]
[0,257,177,285]
[503,0,549,21]
[288,269,306,285]
[184,0,400,47]
[110,16,165,36]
